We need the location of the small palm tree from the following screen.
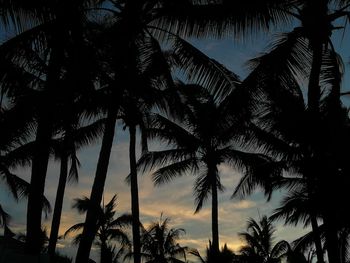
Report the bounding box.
[139,215,187,263]
[190,242,238,263]
[239,216,289,263]
[64,195,131,263]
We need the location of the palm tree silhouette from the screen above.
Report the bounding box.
[48,117,105,257]
[0,105,51,229]
[139,215,188,263]
[190,242,238,263]
[75,1,236,261]
[64,194,131,263]
[236,46,350,262]
[0,0,102,253]
[138,81,268,258]
[239,216,289,263]
[270,187,326,262]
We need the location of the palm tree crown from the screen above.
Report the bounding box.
[64,194,131,263]
[239,216,289,263]
[140,215,187,263]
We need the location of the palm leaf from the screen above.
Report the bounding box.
[155,0,295,38]
[137,149,195,173]
[152,157,199,186]
[171,36,240,101]
[63,222,85,239]
[0,204,10,227]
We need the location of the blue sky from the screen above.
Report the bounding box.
[2,14,350,263]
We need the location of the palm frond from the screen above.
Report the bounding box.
[137,149,195,173]
[171,36,240,101]
[152,157,199,186]
[3,141,36,169]
[72,196,96,214]
[155,0,295,39]
[63,222,85,239]
[0,204,10,227]
[231,152,284,199]
[0,167,29,200]
[110,213,133,228]
[193,171,211,213]
[243,28,310,114]
[270,190,313,227]
[270,240,290,258]
[68,152,80,183]
[72,118,106,150]
[147,113,198,149]
[292,225,326,253]
[107,229,131,246]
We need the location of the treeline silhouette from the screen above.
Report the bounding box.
[0,1,350,263]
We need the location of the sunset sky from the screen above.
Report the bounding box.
[1,24,350,262]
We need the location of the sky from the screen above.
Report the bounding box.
[2,14,350,263]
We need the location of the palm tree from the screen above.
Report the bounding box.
[0,104,52,230]
[0,0,103,253]
[239,216,289,263]
[139,215,188,263]
[236,47,350,262]
[64,194,131,263]
[269,187,326,262]
[235,2,350,260]
[138,82,271,259]
[74,1,294,261]
[47,117,105,257]
[75,1,232,261]
[25,1,102,253]
[190,242,238,263]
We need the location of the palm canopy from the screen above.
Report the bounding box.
[190,242,238,263]
[239,216,289,263]
[0,0,103,253]
[64,195,131,262]
[139,83,248,211]
[140,215,187,263]
[137,82,275,255]
[0,104,52,218]
[234,28,350,262]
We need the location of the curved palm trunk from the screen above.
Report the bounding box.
[48,149,68,257]
[210,165,220,258]
[129,124,141,263]
[26,118,52,253]
[75,110,117,263]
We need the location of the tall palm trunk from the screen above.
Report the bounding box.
[308,42,341,263]
[210,165,219,257]
[129,124,141,263]
[75,109,117,263]
[306,34,338,263]
[310,215,325,263]
[48,147,68,257]
[324,214,341,263]
[101,236,112,263]
[307,43,323,117]
[306,174,324,263]
[26,118,52,253]
[26,39,62,252]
